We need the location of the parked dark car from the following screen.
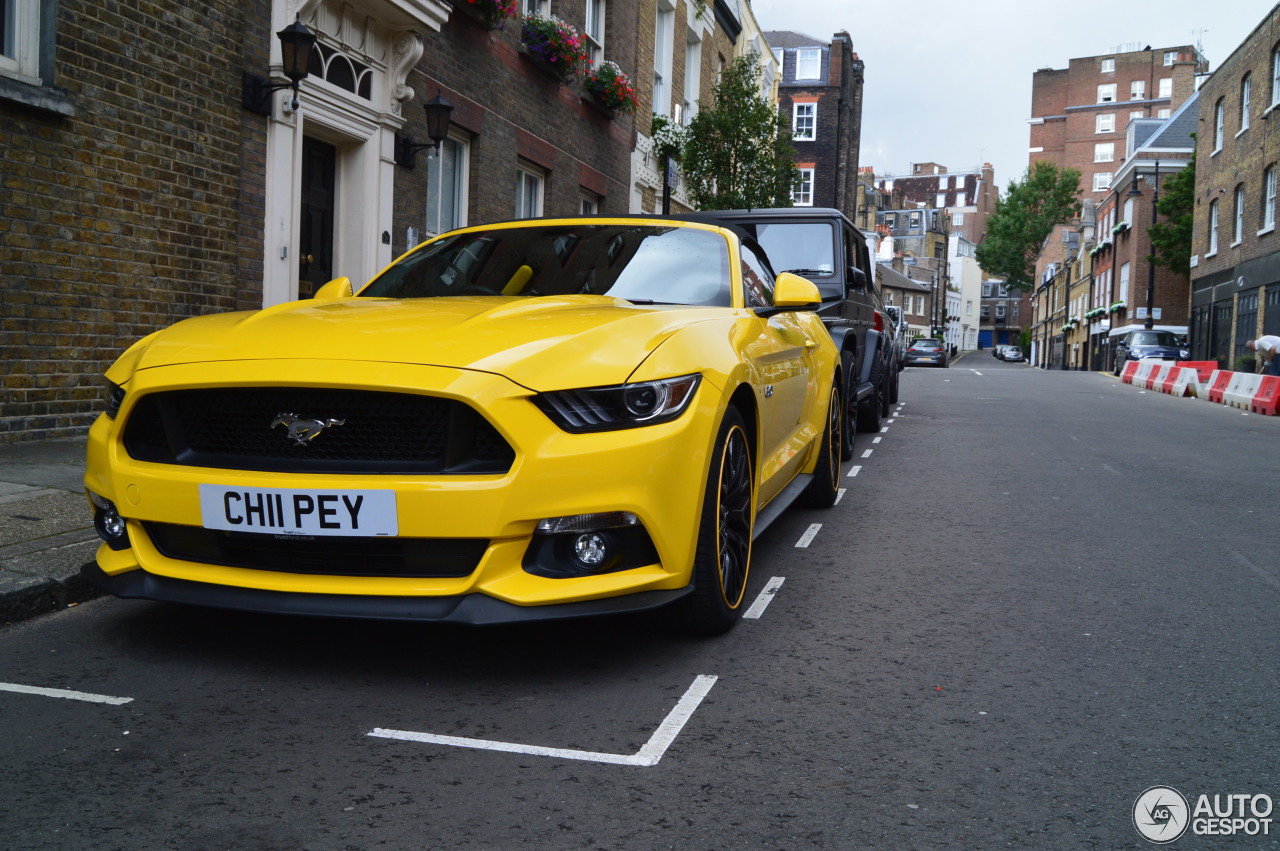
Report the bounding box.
[1112,330,1190,375]
[906,338,948,368]
[679,208,898,457]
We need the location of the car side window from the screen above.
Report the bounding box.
[740,243,776,309]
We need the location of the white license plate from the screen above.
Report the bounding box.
[198,485,398,537]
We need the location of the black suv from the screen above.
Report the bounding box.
[680,208,898,457]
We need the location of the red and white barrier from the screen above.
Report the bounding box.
[1117,363,1278,414]
[1223,372,1265,409]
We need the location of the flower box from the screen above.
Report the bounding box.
[520,14,588,84]
[582,60,637,116]
[456,0,517,30]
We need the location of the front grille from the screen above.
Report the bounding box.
[145,522,487,578]
[123,388,515,474]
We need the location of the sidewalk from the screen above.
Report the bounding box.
[0,437,101,625]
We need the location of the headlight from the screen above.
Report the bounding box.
[104,379,125,419]
[534,374,701,433]
[1179,349,1191,359]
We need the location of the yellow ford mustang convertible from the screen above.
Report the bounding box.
[83,217,844,634]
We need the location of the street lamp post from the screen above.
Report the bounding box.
[1127,160,1160,330]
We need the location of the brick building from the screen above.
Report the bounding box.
[1188,4,1280,369]
[1029,43,1205,202]
[765,29,864,220]
[3,0,725,443]
[872,162,998,245]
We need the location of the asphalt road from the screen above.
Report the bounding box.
[2,359,1278,850]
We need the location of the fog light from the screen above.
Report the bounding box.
[573,532,609,567]
[89,492,130,550]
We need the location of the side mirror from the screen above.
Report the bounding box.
[848,266,867,289]
[313,277,353,300]
[759,272,821,316]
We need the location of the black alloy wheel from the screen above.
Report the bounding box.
[801,383,842,508]
[840,352,858,459]
[676,408,754,635]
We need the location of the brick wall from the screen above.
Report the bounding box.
[397,1,638,245]
[1,0,268,443]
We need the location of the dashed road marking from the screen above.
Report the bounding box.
[744,576,785,619]
[795,524,821,548]
[846,465,862,478]
[861,449,873,458]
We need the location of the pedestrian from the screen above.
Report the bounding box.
[1246,336,1280,376]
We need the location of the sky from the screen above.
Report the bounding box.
[749,0,1270,195]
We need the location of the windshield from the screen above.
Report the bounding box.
[741,222,836,279]
[360,224,732,306]
[1129,331,1179,346]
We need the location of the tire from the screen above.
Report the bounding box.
[857,353,883,433]
[839,350,858,460]
[888,368,900,405]
[675,408,754,636]
[800,383,842,508]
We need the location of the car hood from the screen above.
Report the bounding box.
[120,296,721,391]
[1130,345,1183,358]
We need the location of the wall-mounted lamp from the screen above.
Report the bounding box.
[394,95,455,169]
[242,19,317,116]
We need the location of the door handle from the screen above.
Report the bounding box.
[803,338,817,348]
[302,254,314,265]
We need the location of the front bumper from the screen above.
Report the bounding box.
[81,562,691,624]
[85,359,722,614]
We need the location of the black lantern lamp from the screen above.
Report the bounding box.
[395,94,455,169]
[243,19,318,116]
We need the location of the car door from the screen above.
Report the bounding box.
[738,242,816,505]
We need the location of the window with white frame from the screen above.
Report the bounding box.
[580,192,599,215]
[683,31,701,124]
[1158,77,1172,98]
[1213,98,1225,151]
[1097,83,1117,103]
[1130,80,1145,100]
[1272,46,1280,108]
[1096,113,1115,133]
[0,0,41,84]
[652,0,674,118]
[795,48,821,80]
[1207,198,1219,254]
[936,193,946,208]
[1240,73,1251,133]
[523,0,549,16]
[1131,110,1144,122]
[1093,172,1112,192]
[1101,58,1115,73]
[1157,108,1171,119]
[1233,184,1245,244]
[1264,165,1277,231]
[982,282,992,297]
[952,211,964,227]
[1094,142,1114,163]
[426,135,468,237]
[938,176,948,190]
[792,168,814,206]
[515,164,544,219]
[955,193,966,207]
[1163,50,1177,66]
[1119,262,1130,302]
[772,47,783,69]
[1123,197,1134,223]
[792,102,816,140]
[996,303,1006,319]
[584,0,604,68]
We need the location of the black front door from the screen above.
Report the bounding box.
[299,137,336,298]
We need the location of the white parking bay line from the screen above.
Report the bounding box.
[861,449,873,458]
[872,436,882,444]
[369,675,718,768]
[846,464,862,478]
[795,524,821,548]
[744,576,785,619]
[0,682,133,705]
[835,488,846,505]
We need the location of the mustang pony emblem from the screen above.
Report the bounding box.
[271,413,346,446]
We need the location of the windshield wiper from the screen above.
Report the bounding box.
[779,268,831,276]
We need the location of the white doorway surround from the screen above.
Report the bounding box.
[261,0,449,305]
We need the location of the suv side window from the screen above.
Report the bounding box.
[740,243,776,308]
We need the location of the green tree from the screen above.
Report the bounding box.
[975,161,1082,291]
[1146,154,1195,280]
[676,54,799,210]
